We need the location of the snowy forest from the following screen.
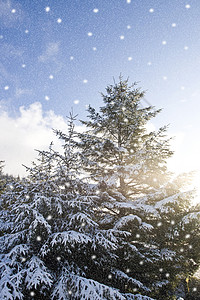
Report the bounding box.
[0,78,200,300]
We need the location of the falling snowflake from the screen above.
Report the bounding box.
[22,64,26,68]
[193,287,197,292]
[45,7,50,12]
[92,47,97,51]
[30,291,35,296]
[108,274,112,279]
[120,35,125,40]
[128,57,133,61]
[181,86,185,90]
[171,220,175,225]
[157,222,162,227]
[122,106,126,111]
[185,4,191,9]
[49,75,54,80]
[25,195,30,200]
[166,273,170,278]
[57,18,62,23]
[45,96,50,101]
[91,255,96,259]
[136,234,140,238]
[124,118,128,122]
[162,41,167,45]
[149,8,154,13]
[81,222,86,227]
[180,248,184,252]
[25,30,29,34]
[70,56,74,60]
[93,8,99,13]
[74,100,79,104]
[4,86,9,90]
[36,236,42,241]
[47,215,52,220]
[88,32,93,36]
[57,256,61,261]
[147,61,152,66]
[127,0,131,3]
[159,268,163,272]
[83,79,88,83]
[172,23,176,27]
[127,25,131,29]
[0,35,3,39]
[185,234,190,239]
[11,9,16,13]
[184,46,189,50]
[163,76,167,80]
[126,268,130,273]
[139,261,144,265]
[21,257,26,262]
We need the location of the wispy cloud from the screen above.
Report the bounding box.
[38,42,60,62]
[0,0,25,28]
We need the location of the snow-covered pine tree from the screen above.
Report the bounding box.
[0,113,153,300]
[78,77,200,299]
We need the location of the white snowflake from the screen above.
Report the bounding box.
[127,25,131,29]
[180,248,184,252]
[57,256,61,261]
[47,215,52,220]
[0,35,3,39]
[185,234,190,239]
[184,46,189,50]
[70,56,74,60]
[81,222,85,227]
[128,57,133,61]
[126,268,130,273]
[92,47,97,51]
[193,287,197,292]
[88,32,93,36]
[127,0,131,3]
[136,234,140,238]
[185,4,191,9]
[68,290,72,295]
[45,96,50,101]
[93,8,99,13]
[139,261,144,265]
[122,106,126,111]
[57,18,62,23]
[49,75,54,80]
[74,100,79,105]
[149,8,154,13]
[22,64,26,68]
[159,268,163,272]
[166,273,170,278]
[108,274,112,279]
[157,222,162,227]
[45,7,50,12]
[120,35,125,40]
[30,291,35,296]
[11,9,16,13]
[91,255,96,260]
[25,29,29,34]
[83,79,88,83]
[4,86,9,90]
[171,220,175,225]
[162,41,167,45]
[163,76,167,80]
[25,195,30,200]
[181,86,185,90]
[147,61,152,66]
[36,236,42,241]
[172,23,176,27]
[124,118,128,122]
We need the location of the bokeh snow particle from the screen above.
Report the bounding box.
[149,8,154,13]
[127,25,131,29]
[45,96,50,101]
[93,47,97,51]
[162,41,167,45]
[88,32,93,36]
[93,8,99,13]
[25,30,29,34]
[74,100,79,105]
[70,56,74,60]
[120,35,125,40]
[127,0,131,3]
[83,79,88,83]
[185,4,191,9]
[45,7,50,12]
[36,236,42,241]
[49,75,54,80]
[128,57,133,61]
[57,18,62,23]
[11,9,16,13]
[4,86,9,90]
[172,23,176,27]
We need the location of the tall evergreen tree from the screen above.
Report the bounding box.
[0,113,153,299]
[78,77,200,299]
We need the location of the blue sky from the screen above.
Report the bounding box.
[0,0,200,178]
